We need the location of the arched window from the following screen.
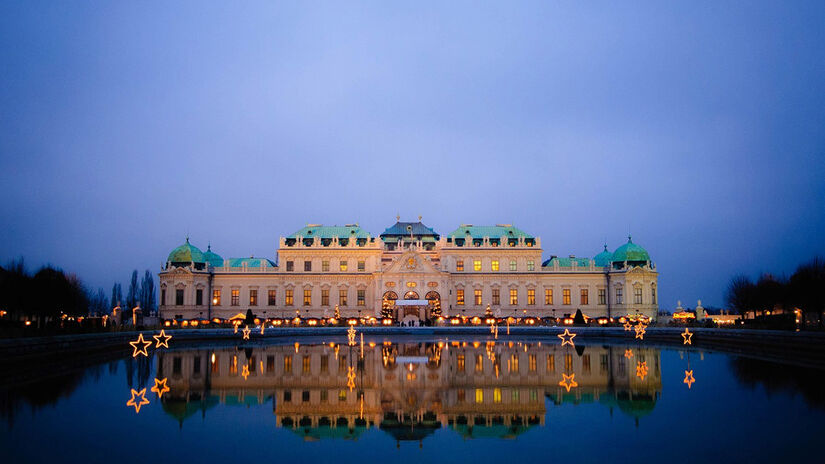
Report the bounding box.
[404,291,419,300]
[382,291,398,318]
[426,291,441,317]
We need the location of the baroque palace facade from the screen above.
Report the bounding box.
[158,219,659,322]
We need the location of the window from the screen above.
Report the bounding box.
[527,289,535,305]
[212,289,221,306]
[283,355,292,373]
[456,289,465,306]
[285,289,294,306]
[229,356,237,375]
[491,260,499,271]
[545,288,553,305]
[320,355,329,373]
[473,260,481,271]
[321,390,328,402]
[456,260,464,271]
[580,289,588,305]
[195,289,203,306]
[302,390,310,402]
[492,288,500,305]
[457,389,465,402]
[474,289,482,305]
[494,388,502,403]
[616,287,624,304]
[161,289,166,306]
[564,354,573,372]
[338,390,347,402]
[321,289,329,306]
[175,289,184,306]
[212,354,220,374]
[283,391,291,403]
[286,261,294,272]
[475,389,484,404]
[231,289,239,306]
[583,354,591,374]
[509,260,517,271]
[527,260,535,271]
[267,355,275,373]
[652,286,657,304]
[339,260,348,272]
[193,357,201,374]
[457,354,465,372]
[339,289,348,306]
[249,289,258,306]
[268,290,277,306]
[339,355,347,373]
[510,354,519,372]
[635,286,643,304]
[475,354,483,372]
[600,354,608,373]
[302,356,311,374]
[509,288,518,305]
[357,260,365,272]
[322,260,330,272]
[529,354,537,372]
[512,389,520,402]
[598,289,606,305]
[304,260,312,272]
[547,354,555,373]
[562,289,571,305]
[303,289,311,306]
[357,289,365,306]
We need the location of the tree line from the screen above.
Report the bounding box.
[0,259,158,325]
[726,257,825,327]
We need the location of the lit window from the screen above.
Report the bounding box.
[475,354,483,372]
[285,289,294,306]
[598,289,606,305]
[339,289,348,306]
[339,260,348,272]
[357,260,365,272]
[357,289,365,306]
[456,260,464,271]
[457,354,465,372]
[268,290,276,306]
[212,354,220,374]
[303,289,311,306]
[583,354,591,374]
[249,289,257,306]
[303,356,311,374]
[475,389,484,404]
[320,355,328,373]
[547,354,555,372]
[564,354,573,372]
[509,289,518,305]
[229,356,237,375]
[231,289,239,306]
[473,260,481,271]
[474,289,482,306]
[527,260,535,271]
[322,260,330,272]
[494,388,502,403]
[286,261,294,272]
[339,390,347,402]
[580,289,588,305]
[544,288,553,305]
[491,260,499,271]
[509,260,517,271]
[527,289,535,305]
[529,354,537,372]
[456,289,465,306]
[213,289,221,306]
[321,289,329,306]
[492,288,500,305]
[563,289,571,305]
[283,355,292,373]
[510,354,519,373]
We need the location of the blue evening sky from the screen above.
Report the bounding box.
[1,1,824,307]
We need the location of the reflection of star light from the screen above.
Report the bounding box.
[684,370,695,388]
[242,325,251,340]
[260,324,265,335]
[151,377,169,399]
[347,325,357,346]
[129,334,152,357]
[347,366,356,391]
[636,361,649,380]
[682,328,693,345]
[559,373,578,392]
[634,323,647,340]
[242,364,250,380]
[623,321,633,331]
[624,349,633,359]
[126,388,150,413]
[153,329,172,348]
[557,329,576,347]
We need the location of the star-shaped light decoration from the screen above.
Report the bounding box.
[557,329,576,347]
[623,320,633,331]
[346,366,356,391]
[634,322,647,340]
[241,364,250,380]
[129,333,152,357]
[126,388,150,413]
[242,325,251,340]
[681,328,693,345]
[559,373,578,392]
[684,370,695,389]
[153,329,172,348]
[151,377,169,399]
[347,325,357,346]
[636,361,649,380]
[624,348,634,359]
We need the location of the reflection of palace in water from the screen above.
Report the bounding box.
[157,341,662,440]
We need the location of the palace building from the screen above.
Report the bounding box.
[158,219,659,322]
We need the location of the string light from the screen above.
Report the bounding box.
[559,373,578,392]
[129,334,152,358]
[557,329,576,347]
[682,328,693,345]
[347,366,356,391]
[152,330,172,349]
[347,325,357,346]
[151,377,169,399]
[126,388,149,413]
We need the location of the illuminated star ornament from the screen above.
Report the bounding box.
[151,377,169,399]
[684,370,696,389]
[681,328,693,345]
[126,388,150,413]
[347,325,357,346]
[241,364,250,380]
[557,329,577,347]
[623,320,633,331]
[129,333,152,357]
[242,325,251,340]
[624,349,633,359]
[153,329,172,348]
[559,373,578,392]
[634,322,647,340]
[347,366,356,391]
[636,361,649,380]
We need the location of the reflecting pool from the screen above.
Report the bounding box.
[2,335,824,463]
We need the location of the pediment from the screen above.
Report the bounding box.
[384,250,442,275]
[170,266,193,275]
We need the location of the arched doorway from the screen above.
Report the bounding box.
[425,291,441,318]
[401,291,421,324]
[382,291,398,319]
[404,291,419,300]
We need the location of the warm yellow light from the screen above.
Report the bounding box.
[624,349,633,359]
[151,377,169,399]
[211,353,216,363]
[129,334,152,358]
[152,329,172,349]
[634,322,647,340]
[684,369,695,389]
[557,329,576,347]
[126,388,149,413]
[636,361,649,380]
[241,364,250,380]
[681,328,693,345]
[242,325,251,340]
[559,373,578,392]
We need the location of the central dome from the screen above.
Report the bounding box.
[203,244,223,267]
[167,238,205,265]
[611,236,650,264]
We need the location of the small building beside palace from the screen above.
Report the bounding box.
[158,219,659,323]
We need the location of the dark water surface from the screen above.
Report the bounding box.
[2,335,824,464]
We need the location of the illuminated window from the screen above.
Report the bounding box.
[304,260,312,272]
[268,289,277,306]
[474,289,482,306]
[492,288,500,305]
[321,289,329,306]
[249,289,258,306]
[456,289,464,306]
[196,289,203,306]
[527,260,535,271]
[529,354,537,372]
[616,287,623,304]
[563,289,571,305]
[473,260,481,271]
[527,289,535,305]
[564,354,573,372]
[212,354,220,374]
[510,354,519,373]
[634,286,643,304]
[231,289,239,306]
[212,289,221,306]
[248,356,255,374]
[285,289,294,306]
[491,260,499,271]
[475,389,484,404]
[339,289,347,306]
[357,289,365,306]
[303,289,311,306]
[338,390,347,402]
[509,288,518,305]
[475,354,483,372]
[320,355,328,373]
[493,388,502,403]
[509,260,517,271]
[302,355,311,374]
[229,356,237,375]
[286,261,294,272]
[545,288,553,305]
[547,354,555,372]
[283,355,292,373]
[580,288,588,305]
[457,354,465,372]
[456,260,464,271]
[339,260,348,272]
[598,289,606,305]
[322,260,330,272]
[357,260,365,272]
[175,289,184,306]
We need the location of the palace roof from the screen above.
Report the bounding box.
[167,238,205,264]
[203,244,223,267]
[225,257,276,268]
[611,236,650,263]
[287,224,369,239]
[447,224,534,240]
[380,221,439,239]
[542,256,591,267]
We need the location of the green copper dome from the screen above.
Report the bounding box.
[594,245,613,267]
[167,238,205,264]
[203,244,223,267]
[611,236,650,263]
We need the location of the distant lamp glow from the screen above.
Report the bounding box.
[126,388,150,413]
[129,334,152,357]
